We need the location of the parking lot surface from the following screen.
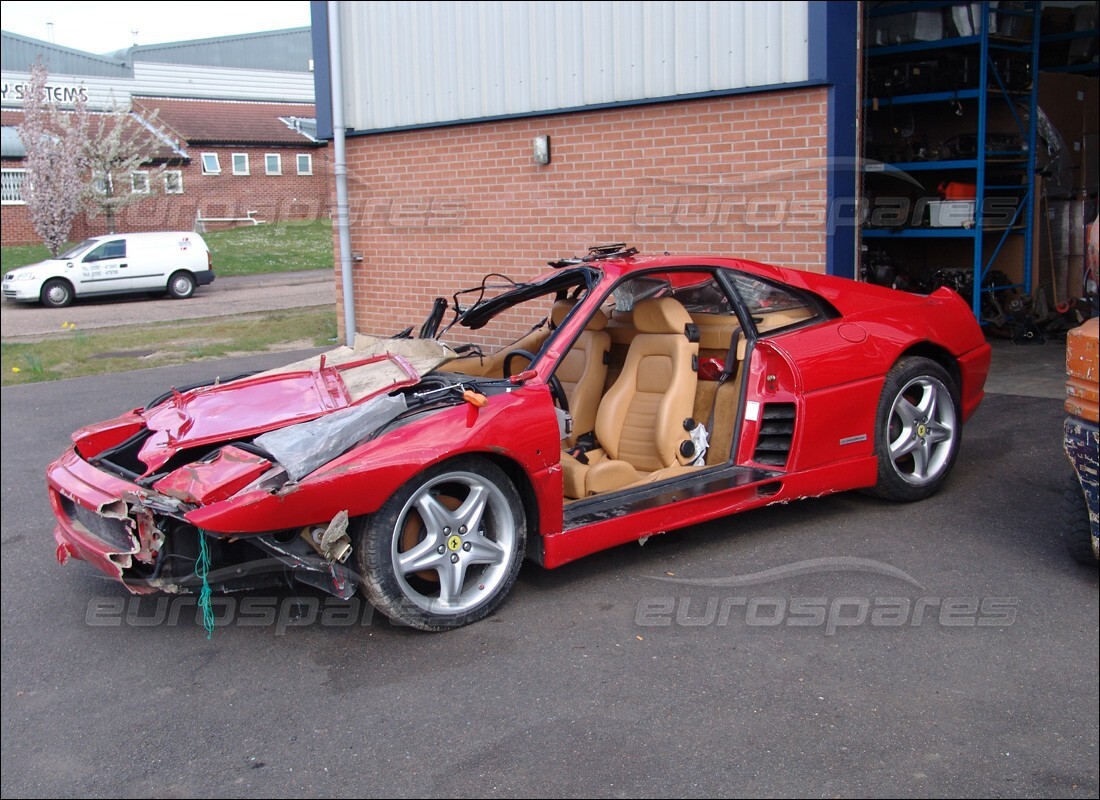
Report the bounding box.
[1,346,1096,798]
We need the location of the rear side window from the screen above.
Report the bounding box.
[609,271,732,315]
[728,272,823,335]
[83,240,126,262]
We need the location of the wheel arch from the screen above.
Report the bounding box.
[40,277,75,306]
[362,448,542,556]
[167,269,197,297]
[896,341,961,395]
[480,452,542,562]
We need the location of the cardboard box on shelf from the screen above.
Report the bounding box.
[1038,74,1099,146]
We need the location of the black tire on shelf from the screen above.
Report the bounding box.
[870,356,962,502]
[354,455,526,631]
[1062,471,1098,565]
[40,278,74,308]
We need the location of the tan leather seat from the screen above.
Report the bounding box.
[551,299,609,445]
[562,297,700,498]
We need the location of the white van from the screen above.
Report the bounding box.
[2,231,215,308]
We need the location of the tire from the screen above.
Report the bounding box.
[40,278,74,309]
[1062,471,1098,565]
[354,456,526,631]
[167,271,196,300]
[870,356,961,502]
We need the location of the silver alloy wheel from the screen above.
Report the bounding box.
[390,469,517,615]
[886,375,957,487]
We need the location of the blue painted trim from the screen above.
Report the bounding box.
[807,2,829,83]
[340,78,829,137]
[310,1,333,141]
[810,1,859,279]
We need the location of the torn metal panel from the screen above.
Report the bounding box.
[71,414,144,460]
[255,393,407,482]
[132,508,166,565]
[152,445,273,505]
[134,354,420,475]
[305,510,352,564]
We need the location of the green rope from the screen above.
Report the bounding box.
[195,531,215,639]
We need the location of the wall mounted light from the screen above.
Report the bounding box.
[533,135,551,165]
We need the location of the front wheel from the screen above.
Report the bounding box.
[355,456,526,630]
[167,271,196,299]
[870,356,961,502]
[41,278,74,308]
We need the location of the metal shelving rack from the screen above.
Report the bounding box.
[861,1,1042,320]
[1039,28,1100,76]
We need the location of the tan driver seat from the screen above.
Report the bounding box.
[561,297,699,498]
[551,299,610,445]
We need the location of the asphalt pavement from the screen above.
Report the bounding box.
[0,344,1096,798]
[0,270,334,340]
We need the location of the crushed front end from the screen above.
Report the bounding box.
[52,423,363,603]
[46,337,455,599]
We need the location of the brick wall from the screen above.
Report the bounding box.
[1,145,331,244]
[338,87,830,341]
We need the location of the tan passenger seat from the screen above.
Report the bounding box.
[551,299,610,445]
[561,297,700,498]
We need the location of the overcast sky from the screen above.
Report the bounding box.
[0,1,312,54]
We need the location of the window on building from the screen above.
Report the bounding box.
[201,153,221,174]
[131,171,150,194]
[164,170,184,194]
[1,169,26,204]
[92,172,114,195]
[296,153,313,175]
[265,153,282,175]
[232,153,249,175]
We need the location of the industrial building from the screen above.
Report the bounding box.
[312,0,1096,340]
[1,28,329,243]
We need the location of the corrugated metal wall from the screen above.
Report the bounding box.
[339,0,809,131]
[129,29,314,73]
[0,33,131,77]
[1,63,315,109]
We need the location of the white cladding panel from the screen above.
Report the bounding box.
[339,0,809,130]
[1,63,314,110]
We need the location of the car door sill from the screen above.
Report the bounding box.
[563,464,781,530]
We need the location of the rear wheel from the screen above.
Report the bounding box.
[871,357,961,502]
[41,278,74,308]
[355,456,526,630]
[167,271,196,299]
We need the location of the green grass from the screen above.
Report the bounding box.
[1,243,54,272]
[1,219,334,276]
[204,219,334,276]
[2,308,338,386]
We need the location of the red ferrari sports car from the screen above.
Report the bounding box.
[47,245,991,630]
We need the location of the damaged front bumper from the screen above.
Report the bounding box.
[47,447,359,599]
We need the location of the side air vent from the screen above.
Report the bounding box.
[753,403,796,467]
